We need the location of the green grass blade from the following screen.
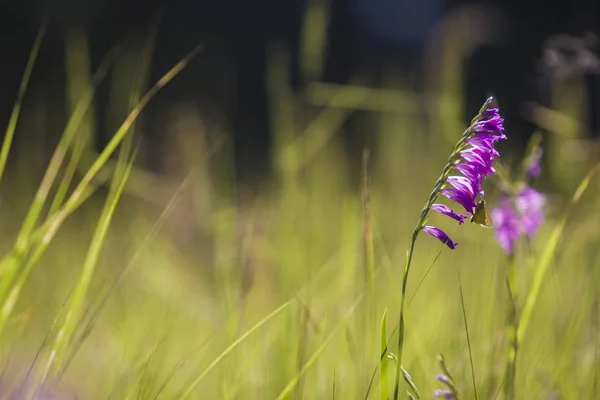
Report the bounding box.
[518,163,600,343]
[58,173,192,378]
[9,47,118,256]
[177,300,292,399]
[458,268,477,400]
[42,150,137,379]
[401,366,420,399]
[380,308,389,400]
[0,48,118,315]
[48,26,97,214]
[53,44,203,228]
[0,22,47,183]
[0,45,199,320]
[274,295,363,400]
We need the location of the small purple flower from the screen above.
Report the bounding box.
[434,389,456,399]
[431,204,467,224]
[527,147,543,178]
[435,374,453,385]
[515,187,546,237]
[421,226,458,250]
[439,109,505,216]
[491,197,522,254]
[423,101,505,250]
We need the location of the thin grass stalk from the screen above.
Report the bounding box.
[54,44,203,223]
[504,255,517,399]
[49,27,99,214]
[0,48,118,312]
[39,149,137,385]
[362,149,375,293]
[177,300,292,399]
[592,234,600,399]
[0,44,202,297]
[11,47,118,254]
[124,332,169,400]
[380,308,389,400]
[46,151,135,382]
[518,163,600,342]
[274,294,364,400]
[15,291,73,399]
[458,268,478,400]
[0,22,47,183]
[48,127,89,215]
[361,147,376,394]
[58,172,193,379]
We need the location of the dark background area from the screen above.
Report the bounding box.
[0,0,599,183]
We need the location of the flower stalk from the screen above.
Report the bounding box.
[504,254,518,400]
[490,133,546,399]
[392,98,505,400]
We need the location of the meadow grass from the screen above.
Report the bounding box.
[0,15,599,400]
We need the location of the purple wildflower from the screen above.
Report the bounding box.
[435,374,453,385]
[442,110,505,215]
[515,187,546,237]
[526,147,543,178]
[434,389,456,399]
[491,186,545,254]
[491,197,522,254]
[434,355,460,399]
[421,226,458,250]
[425,104,505,249]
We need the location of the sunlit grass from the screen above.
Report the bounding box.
[0,15,599,400]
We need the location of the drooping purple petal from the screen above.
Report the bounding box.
[490,197,522,254]
[445,176,477,197]
[422,226,458,250]
[515,187,545,237]
[431,204,467,224]
[440,188,477,214]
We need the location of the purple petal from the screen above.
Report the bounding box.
[435,374,452,385]
[515,187,545,237]
[431,204,467,224]
[434,389,456,399]
[422,226,458,249]
[445,176,476,197]
[459,148,495,173]
[481,107,500,119]
[468,133,506,146]
[491,197,522,254]
[474,115,504,134]
[440,188,477,214]
[453,162,486,194]
[465,140,501,158]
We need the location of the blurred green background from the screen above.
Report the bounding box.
[0,1,599,399]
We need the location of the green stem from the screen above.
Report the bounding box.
[504,255,518,400]
[392,228,419,400]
